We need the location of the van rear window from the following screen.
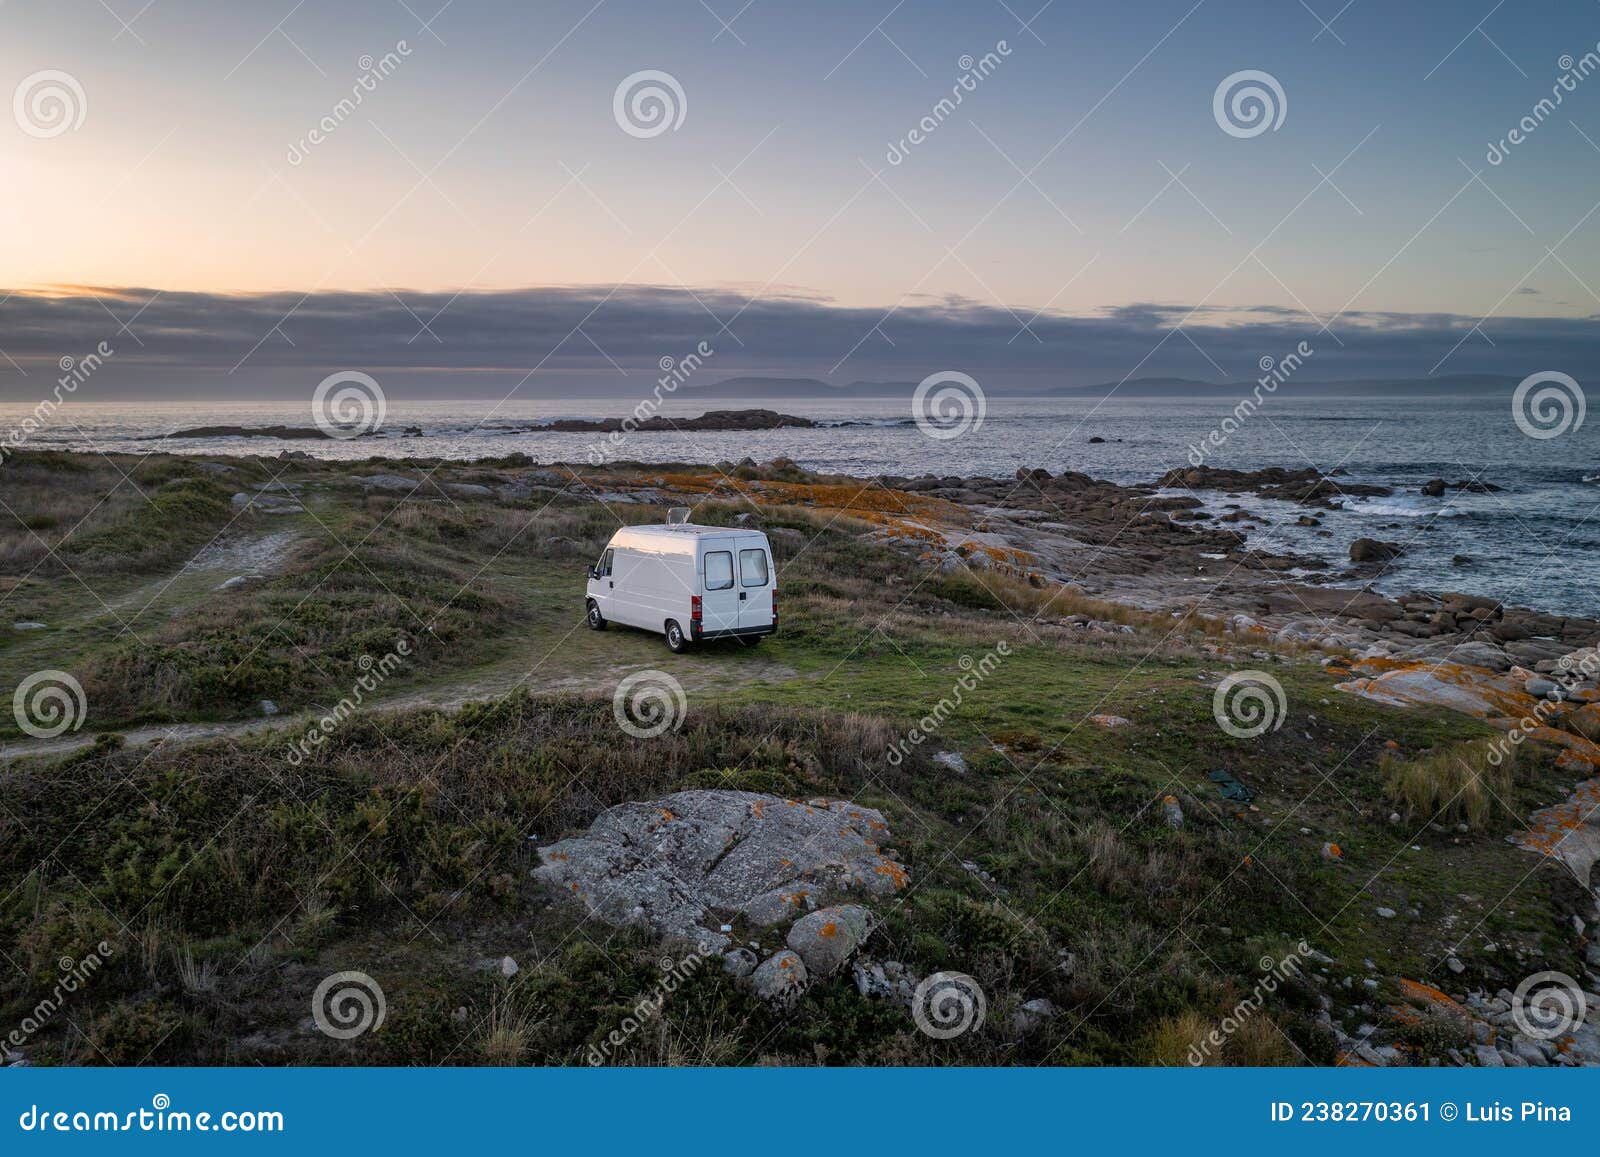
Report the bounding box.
[705,551,734,590]
[739,549,769,587]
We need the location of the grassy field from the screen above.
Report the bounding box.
[0,450,1588,1066]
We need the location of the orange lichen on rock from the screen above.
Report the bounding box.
[874,857,909,889]
[819,922,839,939]
[1395,978,1471,1022]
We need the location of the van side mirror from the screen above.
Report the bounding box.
[588,564,599,581]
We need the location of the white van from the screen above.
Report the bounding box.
[585,521,777,652]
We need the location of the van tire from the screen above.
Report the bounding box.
[664,620,689,653]
[585,599,606,631]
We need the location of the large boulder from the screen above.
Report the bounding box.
[785,905,875,975]
[535,791,908,951]
[1350,538,1404,563]
[1334,659,1538,720]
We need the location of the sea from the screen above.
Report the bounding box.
[5,393,1597,617]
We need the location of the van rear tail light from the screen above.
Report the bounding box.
[691,595,702,621]
[771,591,778,622]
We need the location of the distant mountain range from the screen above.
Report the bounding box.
[679,374,1520,399]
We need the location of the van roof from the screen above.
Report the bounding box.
[612,523,765,539]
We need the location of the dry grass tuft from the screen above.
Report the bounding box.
[1381,738,1516,827]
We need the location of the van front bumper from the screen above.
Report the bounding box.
[691,623,777,642]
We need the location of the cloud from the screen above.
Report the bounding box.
[0,284,1595,398]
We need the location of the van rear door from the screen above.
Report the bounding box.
[736,537,773,631]
[699,542,740,635]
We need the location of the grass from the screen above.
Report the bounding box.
[0,449,1590,1066]
[1381,739,1518,829]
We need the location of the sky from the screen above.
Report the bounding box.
[3,0,1600,395]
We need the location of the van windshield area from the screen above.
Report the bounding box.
[705,551,734,590]
[597,549,613,577]
[739,548,769,587]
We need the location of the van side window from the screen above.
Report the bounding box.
[739,549,769,587]
[704,551,734,590]
[600,549,613,577]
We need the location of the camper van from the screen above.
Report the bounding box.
[586,520,777,652]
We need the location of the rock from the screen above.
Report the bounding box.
[1421,479,1447,497]
[1523,674,1560,699]
[1473,1044,1504,1067]
[535,790,908,951]
[1446,957,1465,974]
[1090,714,1130,729]
[441,482,494,498]
[1452,555,1472,566]
[354,473,418,493]
[786,905,875,975]
[259,700,279,716]
[1512,1038,1549,1066]
[1009,997,1056,1037]
[852,959,915,1005]
[1375,907,1396,919]
[722,948,758,978]
[231,492,304,514]
[1350,538,1404,563]
[277,449,312,460]
[1320,841,1342,861]
[1088,436,1106,444]
[12,621,48,631]
[742,885,820,926]
[750,950,808,1006]
[498,955,519,978]
[933,751,969,774]
[1161,795,1184,830]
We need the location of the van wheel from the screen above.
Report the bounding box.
[664,620,689,653]
[585,599,606,631]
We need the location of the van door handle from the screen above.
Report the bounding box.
[739,592,747,601]
[608,581,613,588]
